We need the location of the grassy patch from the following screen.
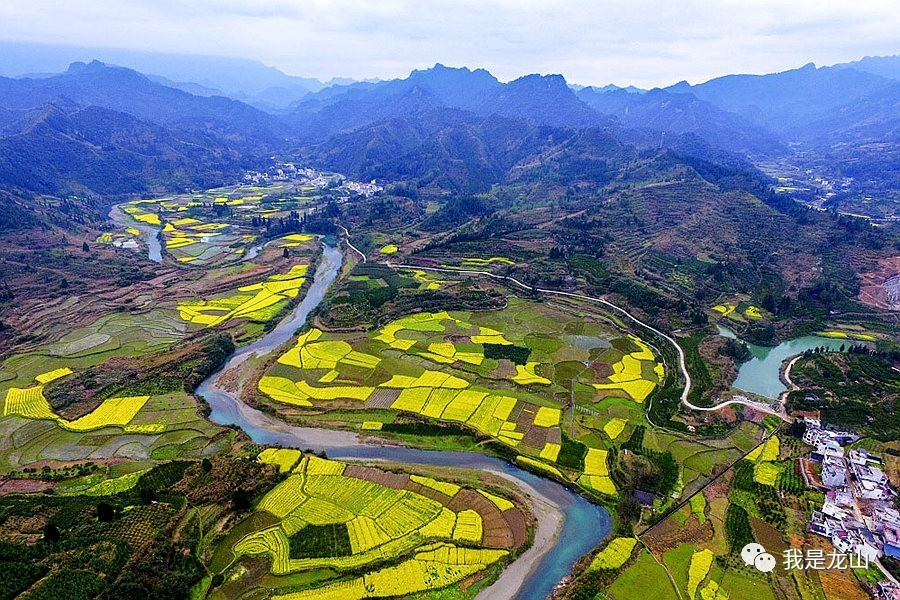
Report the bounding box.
[288,523,353,559]
[608,550,679,600]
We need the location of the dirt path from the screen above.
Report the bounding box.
[779,353,803,405]
[338,225,366,263]
[382,260,795,420]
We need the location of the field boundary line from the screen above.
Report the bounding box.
[638,425,781,537]
[382,261,791,417]
[383,261,700,406]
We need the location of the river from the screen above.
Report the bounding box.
[108,205,162,263]
[195,243,612,600]
[720,324,848,399]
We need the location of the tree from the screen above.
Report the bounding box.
[139,487,156,504]
[232,489,252,510]
[97,502,114,522]
[82,241,90,252]
[617,495,642,526]
[787,419,806,439]
[283,247,290,259]
[201,458,213,473]
[43,523,60,543]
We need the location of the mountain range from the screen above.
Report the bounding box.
[0,50,894,354]
[288,58,900,207]
[0,52,897,214]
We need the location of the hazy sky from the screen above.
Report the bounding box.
[1,0,898,86]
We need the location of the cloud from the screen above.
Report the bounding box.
[0,0,897,87]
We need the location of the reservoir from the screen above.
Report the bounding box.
[724,325,847,398]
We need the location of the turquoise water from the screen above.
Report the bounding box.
[731,335,847,398]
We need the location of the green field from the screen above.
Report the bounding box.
[0,310,186,393]
[178,263,310,327]
[119,184,324,268]
[0,308,231,473]
[607,550,679,600]
[0,391,229,472]
[624,429,872,600]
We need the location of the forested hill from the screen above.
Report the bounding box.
[0,61,293,200]
[0,60,289,148]
[0,102,244,196]
[1,58,898,209]
[0,54,893,377]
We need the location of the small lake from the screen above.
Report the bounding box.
[724,326,848,398]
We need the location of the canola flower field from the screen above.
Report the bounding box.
[0,309,228,471]
[178,264,310,327]
[210,452,527,599]
[118,182,322,267]
[257,300,668,497]
[589,537,637,570]
[711,299,768,322]
[2,369,164,434]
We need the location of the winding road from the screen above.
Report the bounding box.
[780,354,803,398]
[338,225,366,263]
[379,260,782,416]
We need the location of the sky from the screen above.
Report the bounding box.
[0,0,898,87]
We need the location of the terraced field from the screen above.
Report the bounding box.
[0,310,229,471]
[0,310,186,390]
[0,178,332,475]
[117,181,325,267]
[208,453,528,599]
[95,227,142,250]
[579,431,851,600]
[257,300,670,497]
[0,391,229,471]
[122,201,162,226]
[178,263,310,327]
[711,298,769,323]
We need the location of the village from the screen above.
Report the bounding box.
[243,162,383,198]
[797,413,900,598]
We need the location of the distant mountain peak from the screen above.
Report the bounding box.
[66,59,112,74]
[409,63,499,84]
[65,60,90,73]
[63,60,152,86]
[508,73,569,90]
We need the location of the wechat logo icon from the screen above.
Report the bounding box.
[741,543,776,573]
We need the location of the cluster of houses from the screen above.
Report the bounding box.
[243,163,299,184]
[798,415,900,597]
[343,179,383,198]
[240,164,383,199]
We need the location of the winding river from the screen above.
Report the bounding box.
[196,243,612,600]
